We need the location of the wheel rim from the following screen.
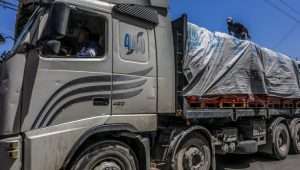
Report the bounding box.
[296,125,300,149]
[277,127,288,152]
[183,146,210,170]
[92,157,124,170]
[93,161,121,170]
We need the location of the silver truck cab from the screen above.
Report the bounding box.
[0,0,177,169]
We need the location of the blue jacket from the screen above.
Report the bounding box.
[76,41,99,58]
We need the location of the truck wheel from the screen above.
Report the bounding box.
[175,134,211,170]
[272,123,290,160]
[291,123,300,154]
[70,140,139,170]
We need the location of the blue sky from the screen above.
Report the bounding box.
[0,0,300,58]
[0,1,16,55]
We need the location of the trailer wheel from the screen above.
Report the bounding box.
[291,123,300,154]
[175,134,211,170]
[70,140,139,170]
[272,123,290,160]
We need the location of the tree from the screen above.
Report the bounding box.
[0,34,5,45]
[0,0,18,11]
[0,33,15,45]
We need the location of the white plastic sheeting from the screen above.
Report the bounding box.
[183,23,300,99]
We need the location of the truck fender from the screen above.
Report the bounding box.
[61,123,149,170]
[165,126,216,170]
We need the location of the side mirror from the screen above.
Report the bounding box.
[45,40,61,54]
[44,3,71,39]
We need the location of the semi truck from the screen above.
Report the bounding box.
[1,0,300,170]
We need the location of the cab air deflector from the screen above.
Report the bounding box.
[113,4,159,25]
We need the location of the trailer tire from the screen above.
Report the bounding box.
[70,140,139,170]
[175,134,211,170]
[291,123,300,154]
[272,123,290,160]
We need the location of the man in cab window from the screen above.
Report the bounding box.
[76,27,100,58]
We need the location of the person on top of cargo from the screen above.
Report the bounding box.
[76,27,100,58]
[227,17,251,40]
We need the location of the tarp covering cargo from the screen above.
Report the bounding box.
[183,23,300,99]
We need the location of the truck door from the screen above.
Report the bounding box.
[22,6,113,130]
[112,14,157,114]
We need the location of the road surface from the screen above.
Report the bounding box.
[217,153,300,170]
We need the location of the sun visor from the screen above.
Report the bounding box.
[99,0,169,9]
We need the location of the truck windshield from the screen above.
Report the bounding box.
[6,7,44,58]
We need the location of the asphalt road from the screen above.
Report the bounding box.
[216,153,300,170]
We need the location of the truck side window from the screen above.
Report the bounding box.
[45,9,106,58]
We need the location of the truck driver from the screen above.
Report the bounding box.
[76,27,99,58]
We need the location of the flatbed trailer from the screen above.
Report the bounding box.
[184,96,300,119]
[185,108,300,119]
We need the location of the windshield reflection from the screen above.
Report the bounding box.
[4,7,43,59]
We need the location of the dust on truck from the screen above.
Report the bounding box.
[1,0,300,170]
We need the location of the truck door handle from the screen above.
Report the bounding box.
[93,97,109,106]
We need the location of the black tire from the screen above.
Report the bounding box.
[291,123,300,154]
[175,134,211,170]
[272,123,290,160]
[70,140,139,170]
